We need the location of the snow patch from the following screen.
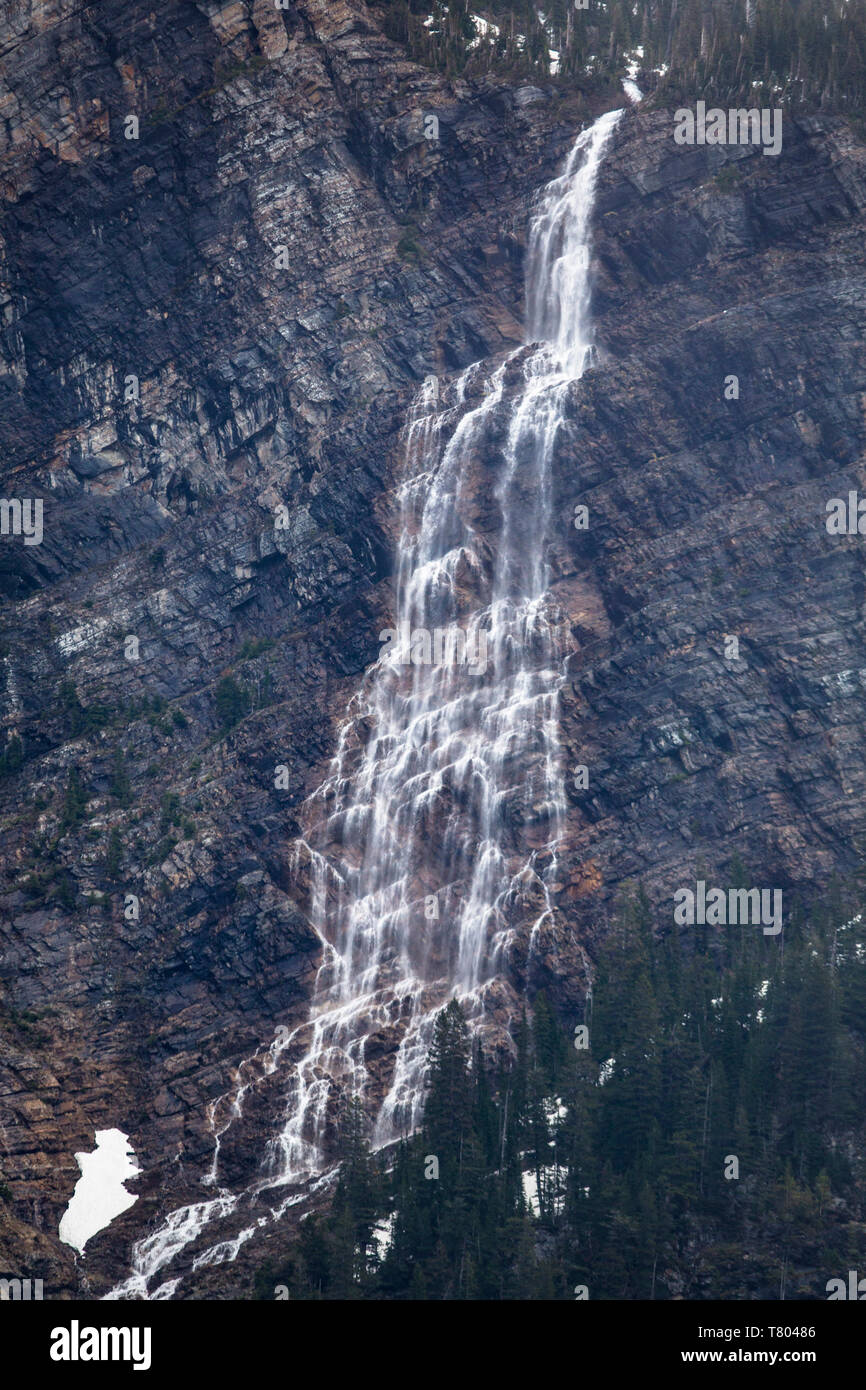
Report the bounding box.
[59,1128,140,1255]
[545,1096,568,1123]
[470,14,500,46]
[522,1165,567,1217]
[372,1212,396,1256]
[623,48,644,102]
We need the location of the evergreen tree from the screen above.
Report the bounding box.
[256,883,866,1300]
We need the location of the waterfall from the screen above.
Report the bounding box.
[107,105,622,1299]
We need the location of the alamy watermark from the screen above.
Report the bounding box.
[49,1322,151,1370]
[674,880,782,936]
[0,498,42,545]
[674,101,782,157]
[826,492,866,534]
[379,622,488,676]
[0,1275,43,1300]
[827,1271,866,1299]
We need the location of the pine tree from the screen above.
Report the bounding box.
[423,997,472,1164]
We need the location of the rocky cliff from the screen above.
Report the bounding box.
[1,0,865,1298]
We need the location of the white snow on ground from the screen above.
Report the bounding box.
[522,1168,538,1213]
[545,1096,568,1123]
[59,1128,140,1255]
[623,47,644,102]
[372,1212,397,1256]
[522,1165,568,1217]
[598,1056,616,1085]
[838,914,865,962]
[427,12,501,45]
[429,11,555,65]
[470,14,500,44]
[755,978,771,1025]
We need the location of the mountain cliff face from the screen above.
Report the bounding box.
[1,0,865,1298]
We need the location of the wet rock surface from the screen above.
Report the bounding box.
[0,1,865,1296]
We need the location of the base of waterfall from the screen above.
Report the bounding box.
[103,1165,342,1300]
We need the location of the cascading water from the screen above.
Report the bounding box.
[107,106,622,1299]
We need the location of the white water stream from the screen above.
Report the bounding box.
[107,105,623,1299]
